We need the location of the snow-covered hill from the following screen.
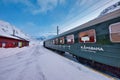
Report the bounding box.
[0,20,30,40]
[99,1,120,17]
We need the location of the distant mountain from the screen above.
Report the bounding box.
[99,1,120,17]
[36,35,56,41]
[0,20,30,40]
[36,36,46,41]
[28,35,55,45]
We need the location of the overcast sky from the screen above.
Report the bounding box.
[0,0,119,37]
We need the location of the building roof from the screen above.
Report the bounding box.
[0,34,29,41]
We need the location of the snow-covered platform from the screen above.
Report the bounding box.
[0,45,115,80]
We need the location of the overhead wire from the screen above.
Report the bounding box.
[60,0,115,32]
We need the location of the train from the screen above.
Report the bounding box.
[43,9,120,77]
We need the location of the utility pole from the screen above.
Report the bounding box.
[13,29,15,36]
[57,26,59,35]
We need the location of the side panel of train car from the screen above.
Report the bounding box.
[44,10,120,69]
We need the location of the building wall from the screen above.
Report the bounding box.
[0,36,29,48]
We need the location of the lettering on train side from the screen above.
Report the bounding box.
[81,45,104,53]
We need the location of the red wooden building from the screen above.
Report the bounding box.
[0,35,29,48]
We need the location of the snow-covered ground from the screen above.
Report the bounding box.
[0,44,116,80]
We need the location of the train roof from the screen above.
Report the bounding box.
[47,9,120,40]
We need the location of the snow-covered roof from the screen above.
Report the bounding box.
[0,20,30,41]
[0,34,21,40]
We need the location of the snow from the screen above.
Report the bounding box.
[0,44,115,80]
[0,47,29,59]
[99,1,120,17]
[0,20,30,40]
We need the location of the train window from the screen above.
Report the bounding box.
[79,29,96,43]
[66,34,74,44]
[60,37,64,44]
[109,22,120,42]
[55,38,59,45]
[53,40,55,44]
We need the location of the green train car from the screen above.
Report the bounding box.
[44,9,120,77]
